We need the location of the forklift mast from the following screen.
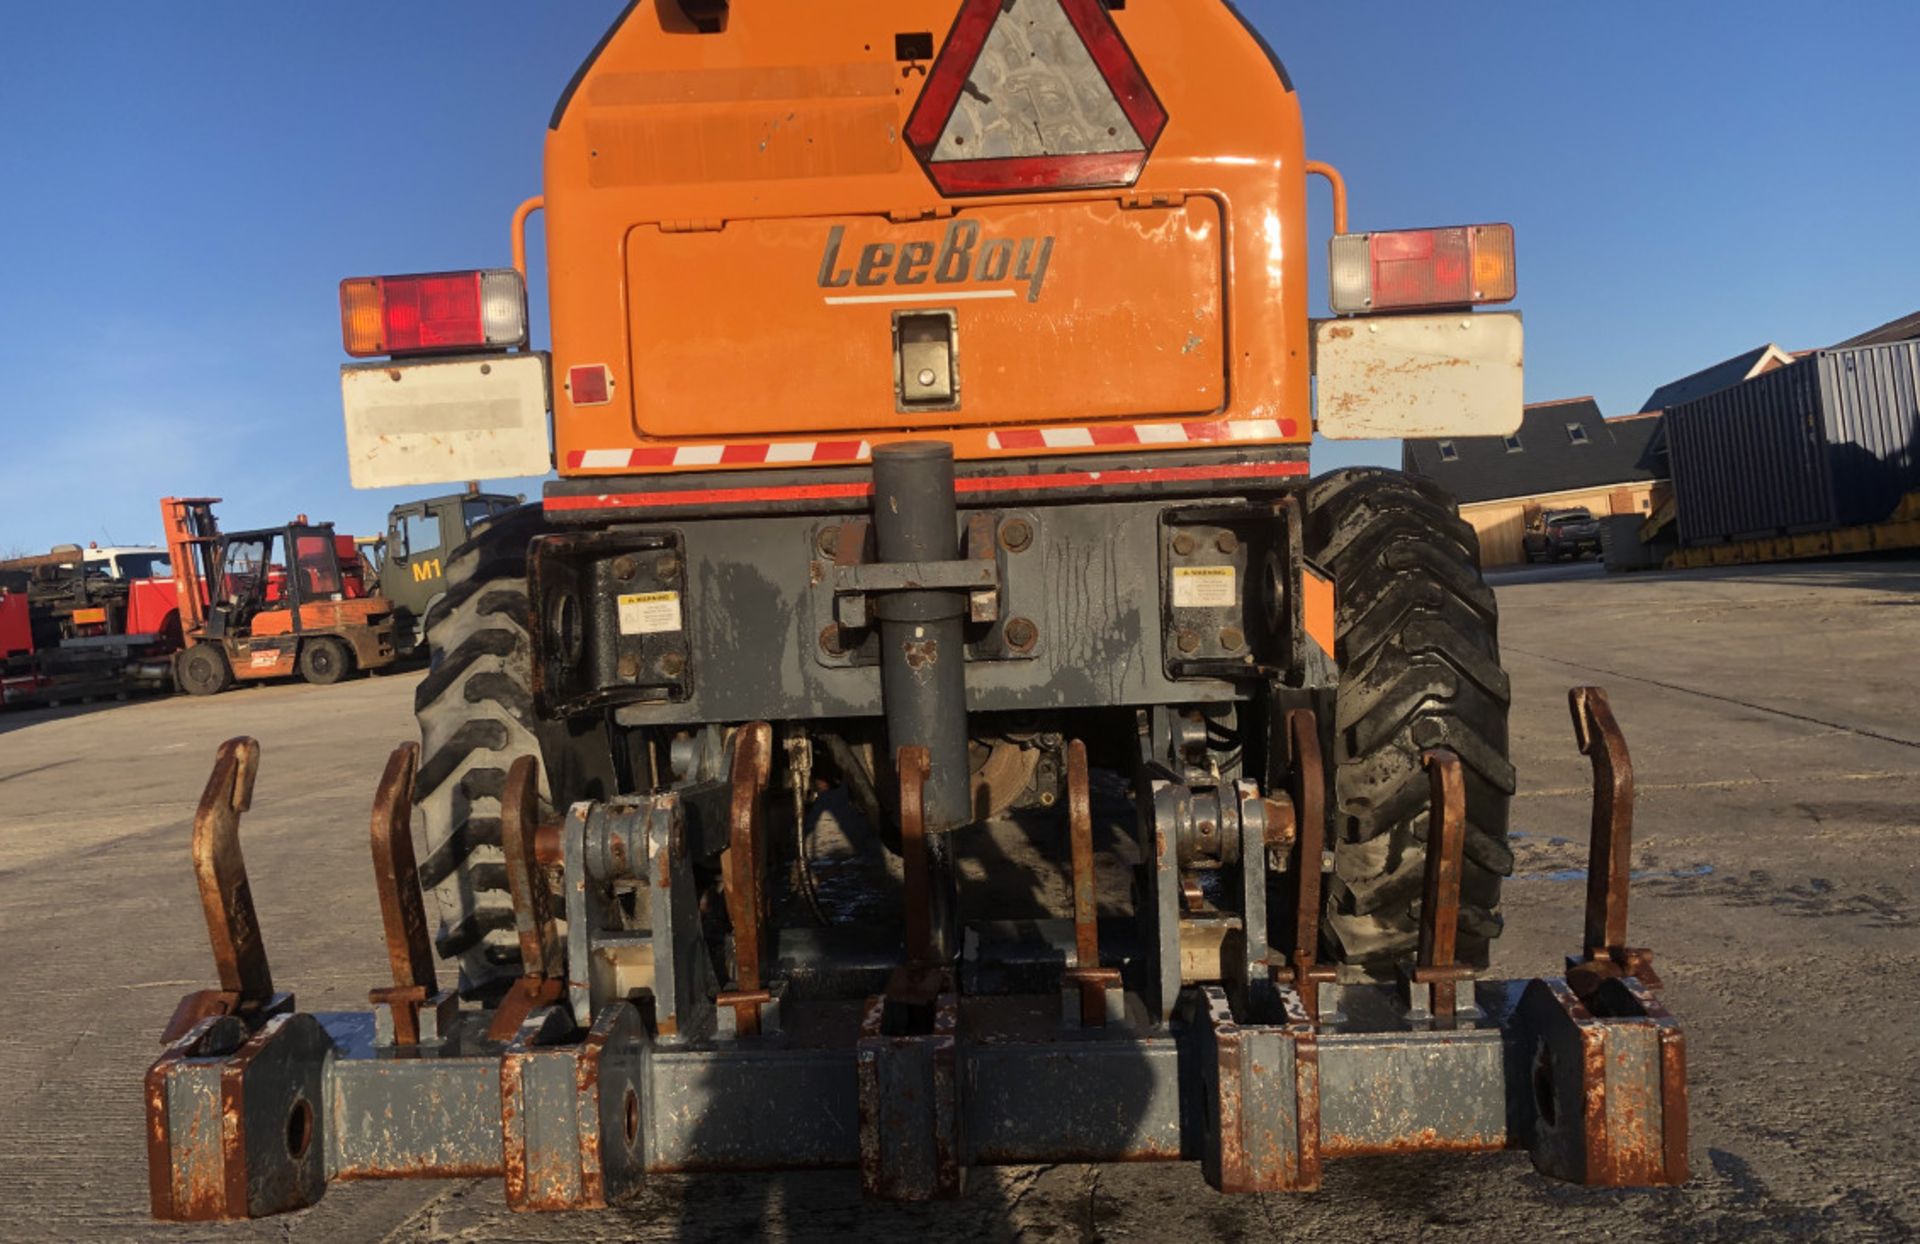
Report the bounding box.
[159,497,222,636]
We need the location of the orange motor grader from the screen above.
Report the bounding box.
[146,0,1686,1221]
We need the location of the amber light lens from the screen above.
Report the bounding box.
[1467,225,1517,303]
[339,278,385,356]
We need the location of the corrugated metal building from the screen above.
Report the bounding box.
[1664,340,1920,546]
[1403,399,1667,567]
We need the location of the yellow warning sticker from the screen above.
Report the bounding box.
[618,591,683,635]
[249,649,280,668]
[1172,565,1237,609]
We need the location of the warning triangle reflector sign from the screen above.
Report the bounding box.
[905,0,1169,196]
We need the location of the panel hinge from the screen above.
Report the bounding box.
[888,205,957,223]
[1122,190,1187,209]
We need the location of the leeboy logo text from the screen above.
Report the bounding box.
[818,220,1055,303]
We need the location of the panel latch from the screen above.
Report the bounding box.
[894,310,959,411]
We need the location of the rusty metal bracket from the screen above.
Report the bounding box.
[163,737,293,1043]
[1061,739,1123,1027]
[146,1011,333,1221]
[897,744,936,969]
[857,981,963,1200]
[718,723,777,1037]
[1198,985,1322,1193]
[500,1002,650,1211]
[1409,749,1476,1027]
[1567,686,1661,996]
[1518,976,1689,1187]
[367,742,458,1047]
[1516,688,1687,1188]
[856,742,965,1198]
[502,754,563,979]
[964,510,1000,623]
[1275,708,1336,1022]
[486,754,573,1041]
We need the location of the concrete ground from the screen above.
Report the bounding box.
[2,557,1917,1241]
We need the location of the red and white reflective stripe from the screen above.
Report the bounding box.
[568,441,872,470]
[567,421,1297,469]
[987,418,1295,452]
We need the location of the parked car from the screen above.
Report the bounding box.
[1524,507,1602,562]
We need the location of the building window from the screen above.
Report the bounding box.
[1503,434,1524,453]
[1567,422,1590,445]
[1438,440,1458,462]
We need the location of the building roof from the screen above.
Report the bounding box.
[1401,399,1664,506]
[1637,344,1796,413]
[1832,309,1920,349]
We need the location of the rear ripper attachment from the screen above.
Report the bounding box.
[147,679,1686,1216]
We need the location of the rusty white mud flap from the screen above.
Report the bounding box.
[145,688,1686,1222]
[1312,311,1525,440]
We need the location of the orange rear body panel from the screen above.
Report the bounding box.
[542,0,1307,477]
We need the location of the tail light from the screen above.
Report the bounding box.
[339,269,528,358]
[1328,224,1515,315]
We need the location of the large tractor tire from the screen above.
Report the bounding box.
[1301,468,1515,976]
[412,507,613,996]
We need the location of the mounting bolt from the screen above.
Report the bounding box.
[816,527,840,558]
[1216,531,1240,554]
[1176,629,1201,654]
[1000,518,1034,553]
[616,653,640,680]
[611,555,637,581]
[655,555,680,581]
[657,652,685,678]
[819,623,846,656]
[1004,616,1039,652]
[1172,532,1197,556]
[1219,627,1246,651]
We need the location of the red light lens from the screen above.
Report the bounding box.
[381,273,482,353]
[1372,227,1474,309]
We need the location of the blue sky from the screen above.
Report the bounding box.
[3,2,1917,554]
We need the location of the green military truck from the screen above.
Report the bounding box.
[361,489,522,653]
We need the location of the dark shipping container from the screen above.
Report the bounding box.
[1665,340,1920,547]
